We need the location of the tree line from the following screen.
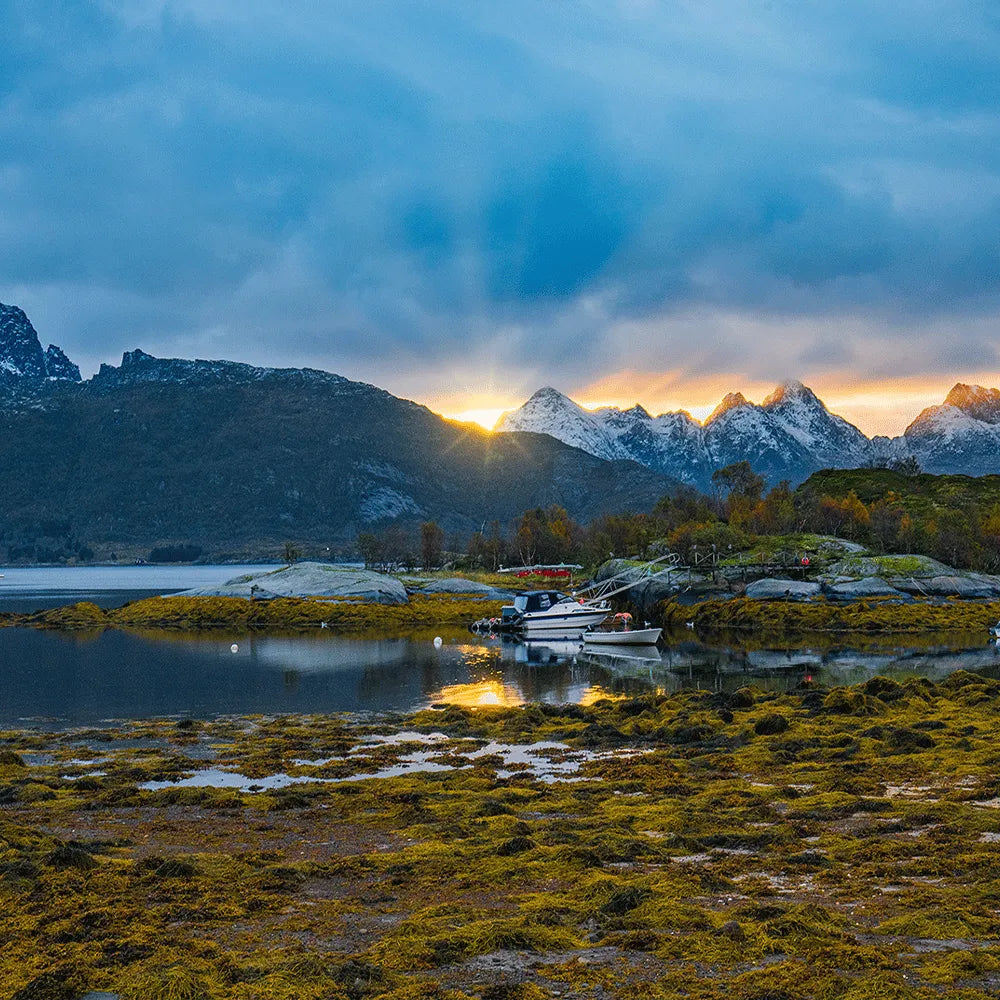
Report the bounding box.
[354,461,1000,574]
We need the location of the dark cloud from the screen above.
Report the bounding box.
[1,0,998,393]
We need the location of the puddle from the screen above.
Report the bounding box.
[139,736,643,791]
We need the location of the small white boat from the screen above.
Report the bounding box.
[990,621,1000,639]
[584,627,662,646]
[584,612,661,646]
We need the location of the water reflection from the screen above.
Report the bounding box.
[1,626,999,726]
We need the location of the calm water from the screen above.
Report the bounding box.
[1,566,999,725]
[0,563,279,613]
[1,626,999,727]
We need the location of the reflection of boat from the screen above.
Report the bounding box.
[584,612,661,646]
[514,639,582,665]
[580,645,664,666]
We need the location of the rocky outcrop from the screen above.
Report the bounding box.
[826,577,905,600]
[0,303,80,384]
[179,562,409,604]
[916,575,1000,599]
[403,577,513,599]
[745,579,821,601]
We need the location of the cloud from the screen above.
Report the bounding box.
[0,0,998,405]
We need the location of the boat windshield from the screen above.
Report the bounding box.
[513,591,571,614]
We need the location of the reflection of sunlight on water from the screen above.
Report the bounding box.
[430,679,524,708]
[578,685,625,707]
[453,644,503,668]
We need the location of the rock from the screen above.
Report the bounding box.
[825,554,951,579]
[826,576,903,599]
[754,713,790,735]
[919,575,1000,598]
[716,920,745,941]
[495,836,536,856]
[403,577,513,599]
[745,579,821,601]
[179,562,408,605]
[728,688,756,710]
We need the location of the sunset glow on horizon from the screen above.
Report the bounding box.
[436,371,1000,438]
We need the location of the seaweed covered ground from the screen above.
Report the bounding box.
[5,674,1000,998]
[0,594,505,631]
[662,597,1000,634]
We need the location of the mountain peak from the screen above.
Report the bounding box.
[706,392,750,423]
[527,386,574,406]
[624,403,651,420]
[0,302,80,382]
[943,383,1000,424]
[763,380,820,408]
[122,348,157,367]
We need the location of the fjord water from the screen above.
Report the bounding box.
[2,565,1000,725]
[0,563,278,614]
[2,625,1000,727]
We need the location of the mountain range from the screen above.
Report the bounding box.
[497,380,1000,488]
[0,303,677,558]
[3,298,998,559]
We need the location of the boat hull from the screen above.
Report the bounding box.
[583,628,662,646]
[519,608,610,632]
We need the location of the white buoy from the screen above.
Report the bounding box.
[230,643,239,653]
[433,636,443,648]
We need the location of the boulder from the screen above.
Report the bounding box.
[826,576,903,600]
[403,577,513,599]
[179,562,408,605]
[918,575,1000,599]
[745,579,821,601]
[824,554,951,579]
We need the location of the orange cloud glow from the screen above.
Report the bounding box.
[433,369,1000,437]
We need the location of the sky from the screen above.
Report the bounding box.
[2,0,999,436]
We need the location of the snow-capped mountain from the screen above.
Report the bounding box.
[0,302,81,383]
[492,386,633,461]
[498,380,1000,487]
[902,384,1000,476]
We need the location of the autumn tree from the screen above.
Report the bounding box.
[420,521,445,569]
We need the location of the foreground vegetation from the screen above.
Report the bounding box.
[5,674,1000,997]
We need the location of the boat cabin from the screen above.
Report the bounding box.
[513,591,572,614]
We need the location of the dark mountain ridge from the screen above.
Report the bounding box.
[0,306,678,558]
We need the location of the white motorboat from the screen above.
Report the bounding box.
[584,613,661,646]
[505,590,610,634]
[584,627,662,646]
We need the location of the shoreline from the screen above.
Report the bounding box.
[3,591,1000,637]
[660,595,1000,634]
